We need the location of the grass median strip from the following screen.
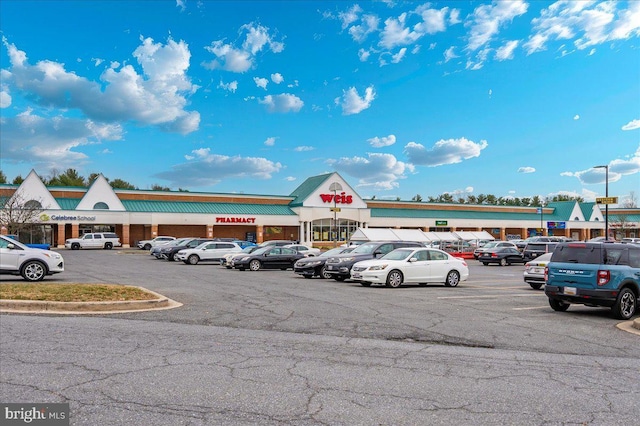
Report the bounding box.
[0,284,157,302]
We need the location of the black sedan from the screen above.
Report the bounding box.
[233,246,305,271]
[477,247,526,266]
[293,246,355,279]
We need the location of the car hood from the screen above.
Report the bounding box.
[353,258,405,268]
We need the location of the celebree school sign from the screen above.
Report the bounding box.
[40,214,97,222]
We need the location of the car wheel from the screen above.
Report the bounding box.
[188,255,199,265]
[225,265,232,269]
[529,283,543,290]
[320,266,332,279]
[168,253,176,261]
[21,261,46,282]
[611,288,637,320]
[143,244,151,250]
[249,259,261,271]
[445,270,460,287]
[549,298,570,312]
[334,277,345,282]
[499,258,507,266]
[71,243,80,250]
[303,275,312,279]
[104,242,113,250]
[360,282,371,287]
[482,262,488,266]
[386,270,403,288]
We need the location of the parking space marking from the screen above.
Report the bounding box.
[437,294,543,300]
[512,306,549,310]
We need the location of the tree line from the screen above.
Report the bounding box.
[0,168,186,192]
[0,168,636,207]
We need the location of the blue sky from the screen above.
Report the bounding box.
[1,0,638,204]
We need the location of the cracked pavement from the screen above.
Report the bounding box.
[1,250,639,425]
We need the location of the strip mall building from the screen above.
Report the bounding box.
[1,170,638,248]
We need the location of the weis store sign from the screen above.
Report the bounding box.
[320,192,353,204]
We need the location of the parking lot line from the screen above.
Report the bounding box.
[437,294,543,300]
[512,306,549,310]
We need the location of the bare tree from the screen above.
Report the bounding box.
[0,190,45,235]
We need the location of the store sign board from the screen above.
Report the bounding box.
[596,197,618,204]
[547,221,566,229]
[215,217,256,224]
[435,220,448,226]
[320,193,353,204]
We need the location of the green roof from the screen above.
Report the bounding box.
[579,202,595,220]
[121,200,296,215]
[545,202,576,221]
[371,206,568,221]
[288,173,333,207]
[55,198,81,210]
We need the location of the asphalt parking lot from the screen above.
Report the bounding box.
[2,249,639,425]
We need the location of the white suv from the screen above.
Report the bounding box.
[137,236,176,250]
[65,232,122,250]
[176,241,242,265]
[0,235,65,281]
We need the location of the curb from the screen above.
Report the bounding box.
[0,287,182,315]
[634,318,640,331]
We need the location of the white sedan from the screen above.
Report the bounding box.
[350,247,469,288]
[283,244,321,257]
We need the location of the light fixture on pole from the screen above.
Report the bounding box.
[329,182,343,247]
[594,165,609,240]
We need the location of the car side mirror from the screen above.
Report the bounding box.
[409,257,417,262]
[7,243,15,249]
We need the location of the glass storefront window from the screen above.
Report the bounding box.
[311,218,358,242]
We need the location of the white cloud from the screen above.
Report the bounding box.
[574,114,580,120]
[264,137,276,146]
[0,90,11,108]
[271,73,284,84]
[176,0,186,12]
[495,40,519,61]
[254,77,268,89]
[202,23,284,73]
[379,13,422,49]
[294,146,314,152]
[349,14,380,42]
[622,119,640,130]
[155,148,282,187]
[518,166,536,173]
[404,137,489,166]
[327,152,412,190]
[413,4,449,35]
[336,85,376,115]
[217,80,238,92]
[562,146,640,185]
[0,109,123,169]
[285,176,296,182]
[258,93,304,113]
[338,4,363,30]
[2,37,200,134]
[358,48,371,61]
[443,46,458,63]
[368,134,396,148]
[390,47,407,63]
[525,1,640,55]
[466,0,528,51]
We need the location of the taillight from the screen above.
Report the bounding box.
[597,270,610,286]
[544,266,548,282]
[491,253,497,258]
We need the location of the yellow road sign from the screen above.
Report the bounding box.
[596,197,618,204]
[330,207,341,212]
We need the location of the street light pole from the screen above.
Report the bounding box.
[328,182,343,248]
[594,165,609,240]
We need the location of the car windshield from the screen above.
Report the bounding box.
[252,247,271,255]
[320,247,354,257]
[482,242,498,248]
[381,249,414,261]
[350,242,382,254]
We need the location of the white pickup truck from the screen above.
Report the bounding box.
[64,232,122,250]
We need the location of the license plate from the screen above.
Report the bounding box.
[352,273,362,279]
[327,265,335,270]
[564,286,577,295]
[532,267,543,274]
